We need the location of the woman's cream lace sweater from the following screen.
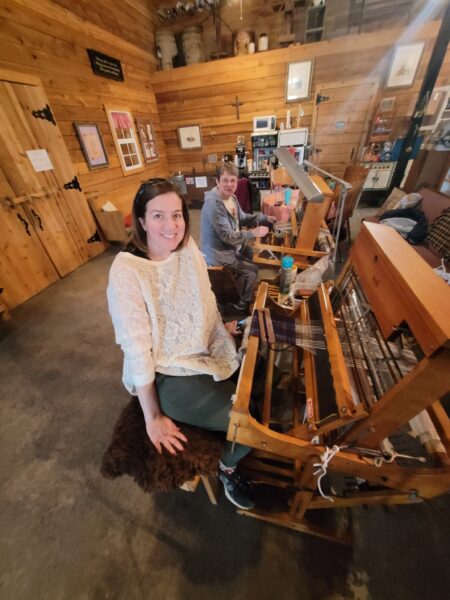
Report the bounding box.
[107,237,239,394]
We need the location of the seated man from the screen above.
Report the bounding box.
[201,162,275,312]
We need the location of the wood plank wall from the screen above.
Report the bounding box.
[153,20,450,175]
[0,0,168,217]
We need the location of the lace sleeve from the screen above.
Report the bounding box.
[107,258,155,388]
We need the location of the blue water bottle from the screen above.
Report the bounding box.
[284,187,292,205]
[279,255,294,296]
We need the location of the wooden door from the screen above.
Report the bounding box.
[0,168,59,309]
[0,82,84,276]
[12,81,104,260]
[310,79,379,178]
[0,69,105,308]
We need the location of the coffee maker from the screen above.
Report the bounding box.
[235,136,247,175]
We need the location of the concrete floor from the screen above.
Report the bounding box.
[1,206,449,600]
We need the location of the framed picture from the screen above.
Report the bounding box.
[386,42,425,89]
[379,97,396,112]
[74,122,109,170]
[104,106,144,176]
[177,125,202,150]
[285,60,313,102]
[135,115,158,163]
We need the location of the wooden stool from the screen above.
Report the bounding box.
[101,397,223,504]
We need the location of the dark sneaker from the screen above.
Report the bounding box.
[219,470,255,510]
[231,300,249,312]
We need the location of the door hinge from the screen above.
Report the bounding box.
[64,176,82,192]
[316,94,330,105]
[31,104,56,126]
[87,230,102,244]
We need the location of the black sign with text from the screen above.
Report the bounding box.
[87,49,124,82]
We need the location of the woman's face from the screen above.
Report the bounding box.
[216,172,238,199]
[139,192,186,260]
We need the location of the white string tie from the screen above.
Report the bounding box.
[313,445,341,502]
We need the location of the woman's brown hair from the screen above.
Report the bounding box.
[124,178,190,256]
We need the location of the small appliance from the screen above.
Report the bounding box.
[253,115,276,133]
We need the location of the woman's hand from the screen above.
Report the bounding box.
[252,225,269,238]
[224,320,241,337]
[146,414,188,455]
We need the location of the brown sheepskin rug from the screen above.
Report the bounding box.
[101,396,224,493]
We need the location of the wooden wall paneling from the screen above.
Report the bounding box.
[0,13,156,77]
[9,0,157,62]
[52,0,156,52]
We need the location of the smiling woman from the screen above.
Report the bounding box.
[106,177,255,510]
[139,192,186,261]
[125,179,191,258]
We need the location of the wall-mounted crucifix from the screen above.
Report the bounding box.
[231,96,243,120]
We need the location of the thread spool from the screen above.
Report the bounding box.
[182,27,205,65]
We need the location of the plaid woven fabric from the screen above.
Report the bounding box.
[250,312,325,351]
[424,207,450,261]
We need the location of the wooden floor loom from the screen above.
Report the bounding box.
[253,175,335,271]
[228,222,450,544]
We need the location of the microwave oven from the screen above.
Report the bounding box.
[253,115,276,132]
[278,127,308,147]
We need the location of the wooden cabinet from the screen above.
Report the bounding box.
[362,162,396,190]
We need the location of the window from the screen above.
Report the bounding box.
[105,107,143,176]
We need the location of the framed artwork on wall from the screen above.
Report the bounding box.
[285,60,313,102]
[385,42,425,89]
[177,125,202,150]
[104,106,143,176]
[74,122,109,170]
[135,115,158,163]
